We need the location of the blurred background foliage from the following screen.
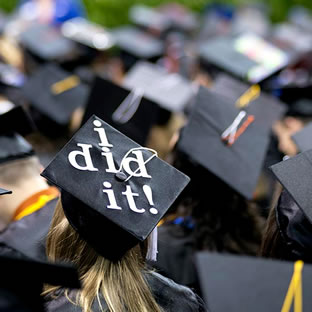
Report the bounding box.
[1,0,312,27]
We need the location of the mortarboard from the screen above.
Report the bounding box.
[177,86,269,199]
[0,188,11,195]
[22,63,89,129]
[61,17,115,51]
[0,105,35,165]
[212,74,287,131]
[112,26,164,60]
[41,115,190,261]
[199,33,289,84]
[123,61,195,113]
[82,77,159,145]
[0,255,80,312]
[19,23,76,62]
[292,122,312,153]
[196,252,312,312]
[129,5,171,35]
[271,151,312,259]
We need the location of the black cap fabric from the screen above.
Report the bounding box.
[0,188,11,195]
[0,255,80,312]
[0,133,34,165]
[82,77,159,145]
[41,115,190,260]
[196,252,312,312]
[200,33,289,83]
[19,23,76,61]
[112,26,164,59]
[177,86,269,199]
[292,122,312,153]
[123,61,195,112]
[22,63,89,126]
[0,105,35,136]
[270,151,312,225]
[212,74,287,130]
[61,17,115,51]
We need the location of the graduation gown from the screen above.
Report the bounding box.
[0,197,57,261]
[45,271,206,312]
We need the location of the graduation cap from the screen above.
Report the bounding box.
[292,122,312,153]
[129,5,171,35]
[0,188,11,195]
[177,86,269,199]
[0,255,80,312]
[19,23,76,62]
[0,105,35,165]
[271,151,312,259]
[41,115,190,261]
[82,77,159,145]
[199,33,289,84]
[61,17,115,51]
[112,26,164,60]
[212,74,287,130]
[123,61,195,112]
[196,252,312,312]
[22,63,89,131]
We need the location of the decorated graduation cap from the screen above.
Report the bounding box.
[123,61,195,113]
[82,77,159,145]
[271,151,312,260]
[22,63,89,132]
[61,17,115,51]
[0,105,35,165]
[196,252,312,312]
[112,26,164,60]
[0,255,80,312]
[199,33,289,84]
[19,23,76,61]
[41,115,190,261]
[177,86,269,199]
[292,122,312,153]
[212,74,287,131]
[0,188,11,195]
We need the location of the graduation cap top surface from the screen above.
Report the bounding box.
[61,17,115,51]
[41,115,190,260]
[112,26,164,59]
[19,23,76,61]
[123,61,194,112]
[0,255,80,312]
[0,188,11,195]
[196,252,312,312]
[22,63,89,125]
[0,106,35,165]
[212,74,287,131]
[82,77,159,146]
[200,33,289,84]
[270,150,312,225]
[177,86,269,199]
[292,122,312,153]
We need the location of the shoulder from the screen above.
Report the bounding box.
[146,271,206,311]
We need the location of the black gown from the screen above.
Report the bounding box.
[0,198,57,261]
[45,271,207,312]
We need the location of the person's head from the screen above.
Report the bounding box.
[167,150,264,255]
[260,188,312,261]
[0,155,48,229]
[45,198,161,312]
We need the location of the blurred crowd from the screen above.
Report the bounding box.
[1,0,312,311]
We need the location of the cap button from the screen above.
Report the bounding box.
[115,172,127,182]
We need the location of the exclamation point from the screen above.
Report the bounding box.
[143,185,158,215]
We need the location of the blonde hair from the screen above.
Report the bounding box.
[44,200,162,312]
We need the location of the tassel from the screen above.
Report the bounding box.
[146,227,158,262]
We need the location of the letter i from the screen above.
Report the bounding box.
[93,120,113,148]
[103,182,122,210]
